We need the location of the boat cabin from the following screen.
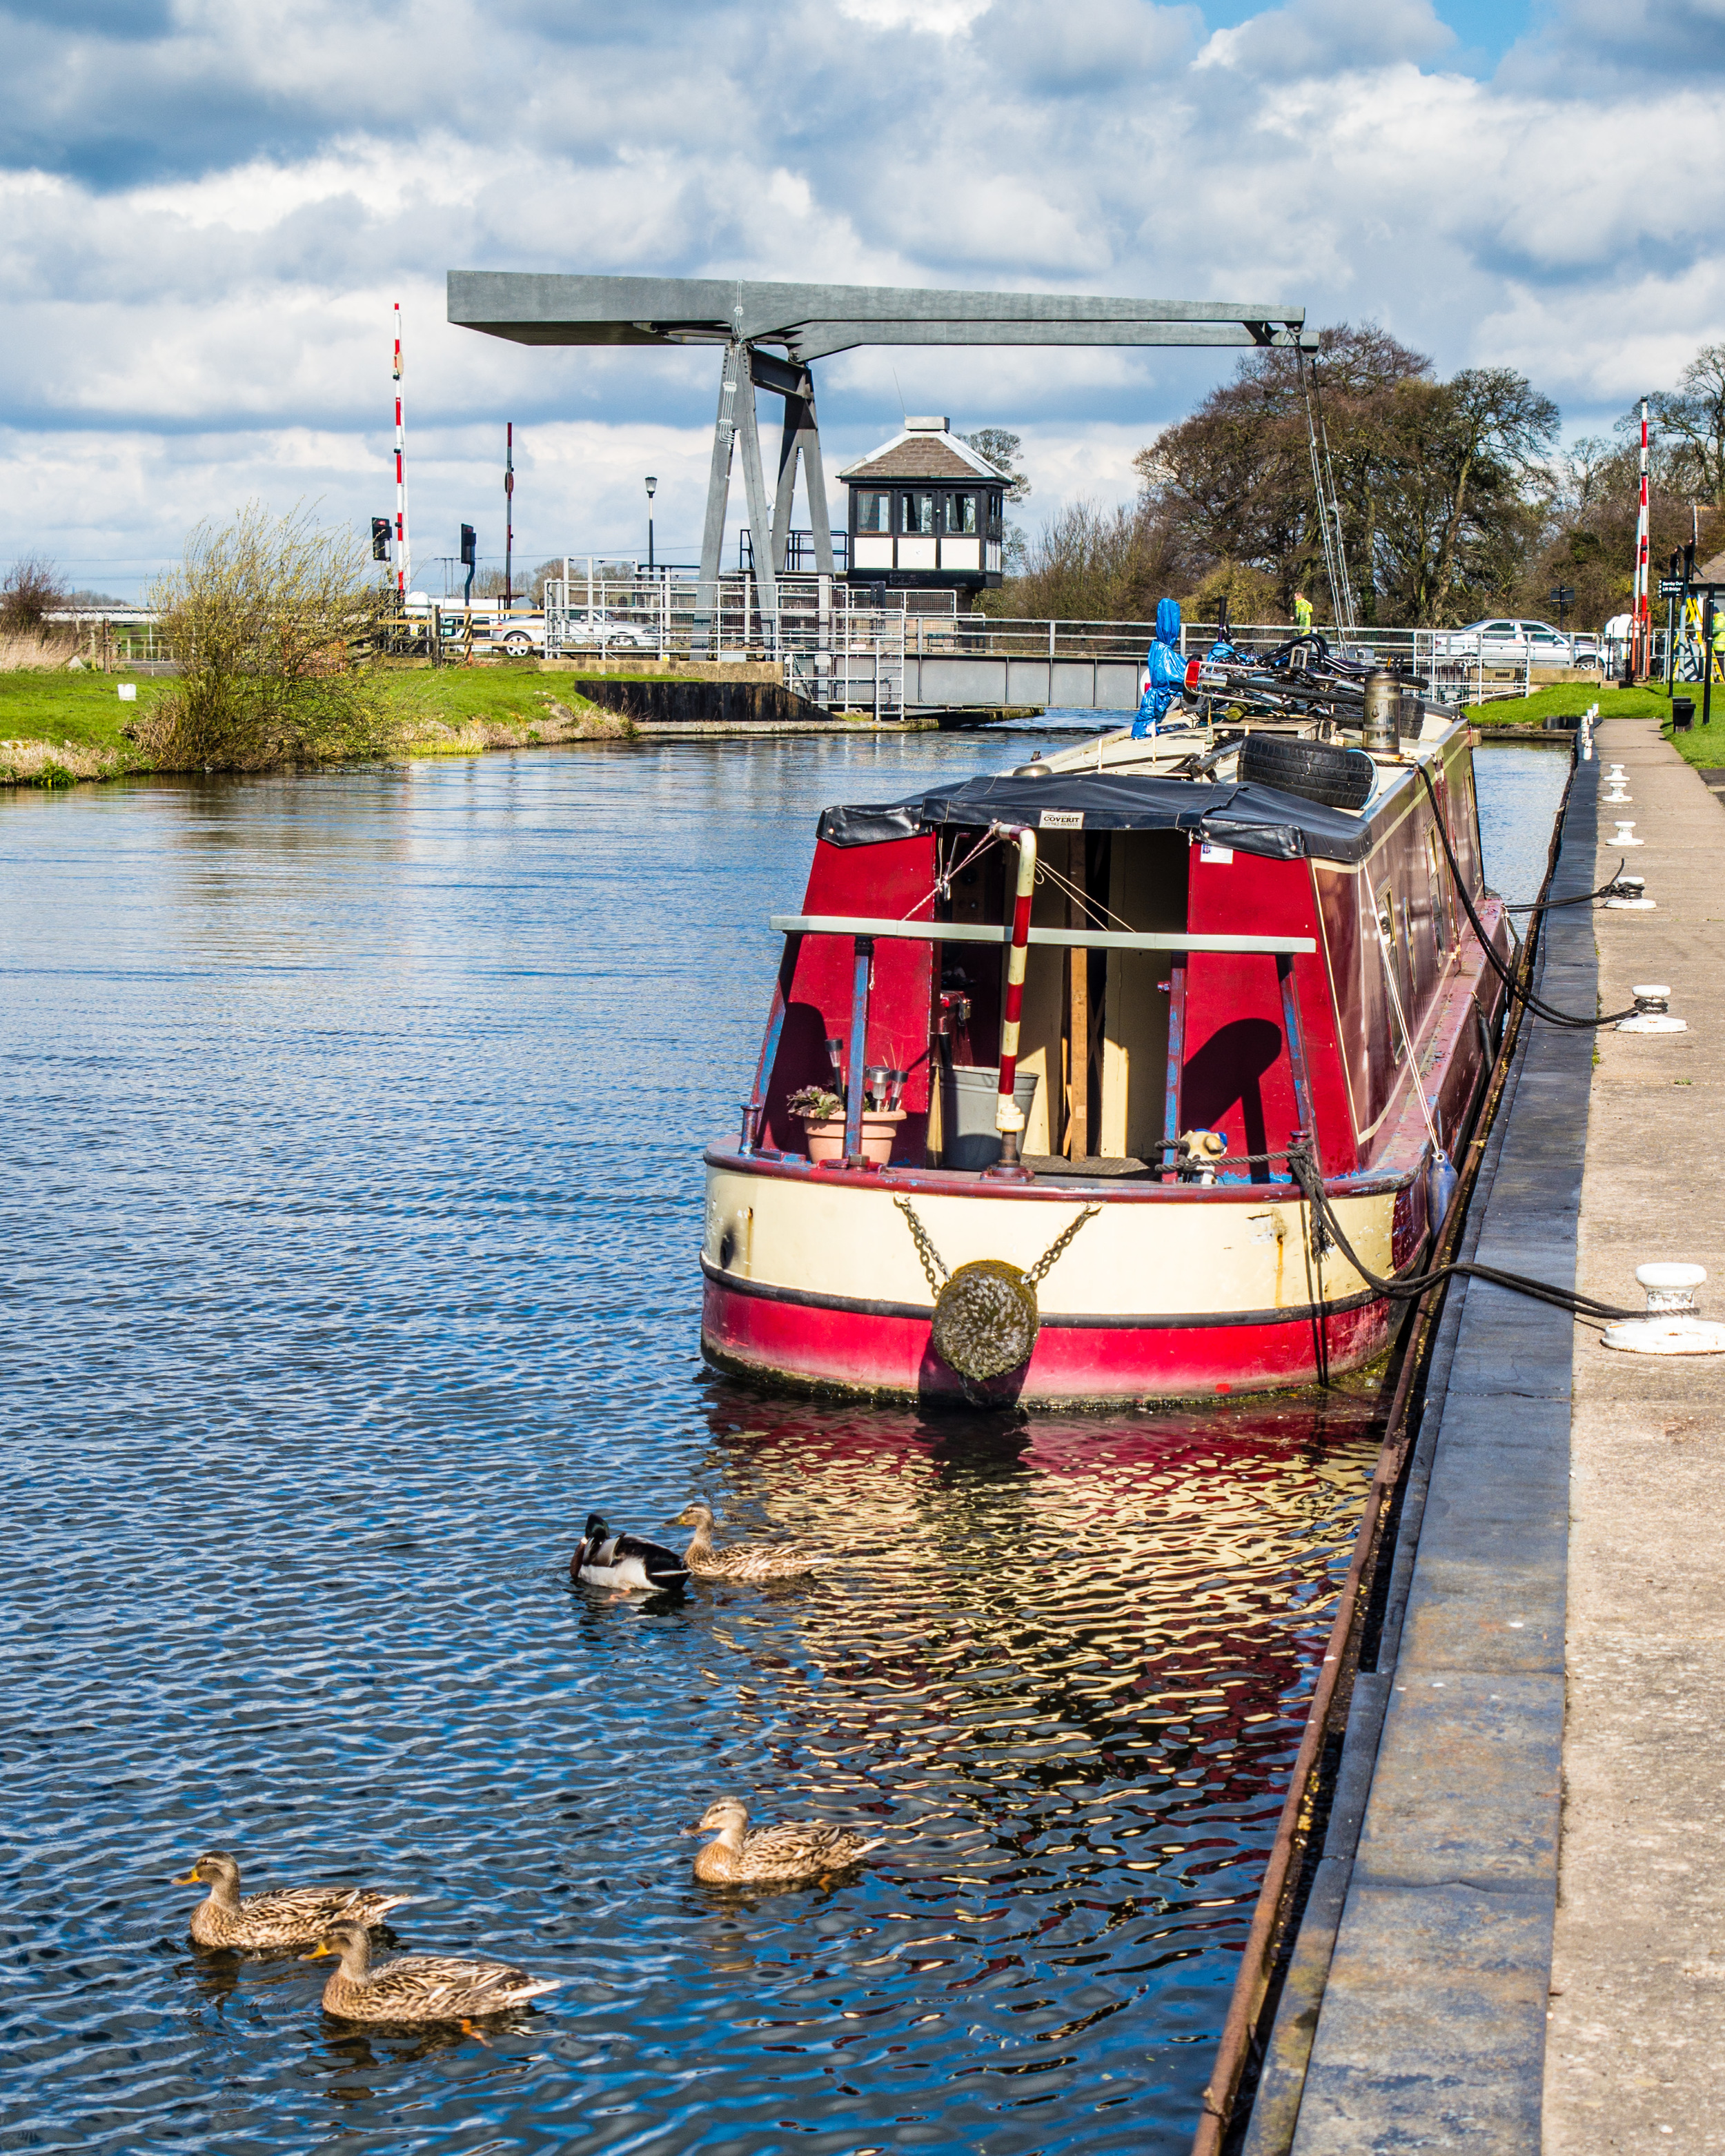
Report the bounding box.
[744,733,1488,1187]
[840,418,1005,593]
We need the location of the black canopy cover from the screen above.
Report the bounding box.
[817,770,1379,865]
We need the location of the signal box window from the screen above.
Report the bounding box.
[856,493,891,533]
[900,492,937,536]
[946,494,978,535]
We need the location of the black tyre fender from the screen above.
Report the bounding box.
[1238,731,1376,811]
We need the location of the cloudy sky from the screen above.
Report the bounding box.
[3,0,1721,597]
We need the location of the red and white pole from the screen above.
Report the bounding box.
[989,824,1038,1177]
[393,304,409,599]
[504,422,515,610]
[1633,395,1650,676]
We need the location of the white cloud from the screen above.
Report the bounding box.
[1,0,1724,594]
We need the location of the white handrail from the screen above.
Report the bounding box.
[769,914,1316,953]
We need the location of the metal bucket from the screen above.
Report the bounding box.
[940,1064,1041,1170]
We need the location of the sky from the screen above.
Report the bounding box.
[2,0,1722,598]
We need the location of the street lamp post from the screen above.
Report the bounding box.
[645,475,658,575]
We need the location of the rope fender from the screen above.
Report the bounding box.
[894,1198,1101,1382]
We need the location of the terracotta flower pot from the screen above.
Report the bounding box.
[798,1108,905,1165]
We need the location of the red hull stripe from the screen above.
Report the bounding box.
[702,1276,1392,1401]
[698,1254,1404,1331]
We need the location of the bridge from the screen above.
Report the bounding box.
[446,270,1311,648]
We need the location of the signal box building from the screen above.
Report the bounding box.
[838,417,1005,593]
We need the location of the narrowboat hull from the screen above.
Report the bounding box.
[700,1162,1415,1403]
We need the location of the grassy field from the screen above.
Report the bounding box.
[0,662,629,782]
[0,667,162,760]
[1462,678,1725,771]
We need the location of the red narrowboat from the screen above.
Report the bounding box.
[702,713,1509,1405]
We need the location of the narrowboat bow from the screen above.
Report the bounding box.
[702,708,1509,1405]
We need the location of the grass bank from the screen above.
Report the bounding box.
[0,663,635,786]
[1464,684,1670,730]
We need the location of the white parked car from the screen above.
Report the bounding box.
[553,610,657,653]
[1434,617,1588,666]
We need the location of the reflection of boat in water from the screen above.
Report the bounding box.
[687,1392,1381,1824]
[702,702,1508,1403]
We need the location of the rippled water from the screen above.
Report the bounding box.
[0,732,1557,2155]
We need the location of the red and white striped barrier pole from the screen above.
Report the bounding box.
[1633,395,1650,677]
[393,304,409,600]
[988,824,1038,1178]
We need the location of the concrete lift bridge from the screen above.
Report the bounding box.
[446,272,1314,648]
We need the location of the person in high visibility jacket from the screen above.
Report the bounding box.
[1293,590,1313,636]
[1713,613,1725,681]
[1133,598,1186,738]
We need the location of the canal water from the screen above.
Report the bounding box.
[0,736,1566,2155]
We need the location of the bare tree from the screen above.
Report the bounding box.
[960,428,1032,502]
[1645,344,1725,504]
[1,553,69,634]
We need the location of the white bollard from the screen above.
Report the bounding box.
[1616,985,1686,1033]
[1604,1264,1725,1354]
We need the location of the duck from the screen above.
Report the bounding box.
[304,1917,561,2025]
[673,1502,829,1583]
[175,1850,417,1950]
[571,1510,689,1592]
[682,1797,883,1886]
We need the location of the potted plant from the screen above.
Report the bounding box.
[787,1083,905,1165]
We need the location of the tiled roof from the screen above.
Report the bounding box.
[1697,551,1725,585]
[838,431,1001,484]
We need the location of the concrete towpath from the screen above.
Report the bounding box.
[1544,718,1725,2151]
[1241,715,1725,2151]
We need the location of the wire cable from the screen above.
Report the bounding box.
[1418,762,1639,1029]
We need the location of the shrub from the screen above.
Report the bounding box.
[141,505,400,769]
[1,553,69,634]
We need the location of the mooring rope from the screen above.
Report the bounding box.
[1285,1141,1635,1323]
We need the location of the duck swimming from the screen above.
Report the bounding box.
[673,1503,829,1583]
[683,1797,882,1886]
[175,1851,416,1950]
[304,1917,561,2024]
[571,1510,689,1593]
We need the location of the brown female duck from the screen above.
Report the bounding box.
[175,1850,416,1950]
[673,1503,828,1583]
[683,1797,881,1886]
[304,1917,561,2024]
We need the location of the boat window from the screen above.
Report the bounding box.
[1427,830,1450,951]
[1377,885,1407,1063]
[946,493,978,535]
[900,492,937,536]
[856,492,891,534]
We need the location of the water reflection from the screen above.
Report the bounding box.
[0,733,1550,2155]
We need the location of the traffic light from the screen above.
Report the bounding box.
[460,524,476,566]
[371,517,391,562]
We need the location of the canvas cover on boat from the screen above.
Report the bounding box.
[817,771,1378,865]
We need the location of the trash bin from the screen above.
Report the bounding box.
[940,1064,1041,1169]
[1673,697,1695,731]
